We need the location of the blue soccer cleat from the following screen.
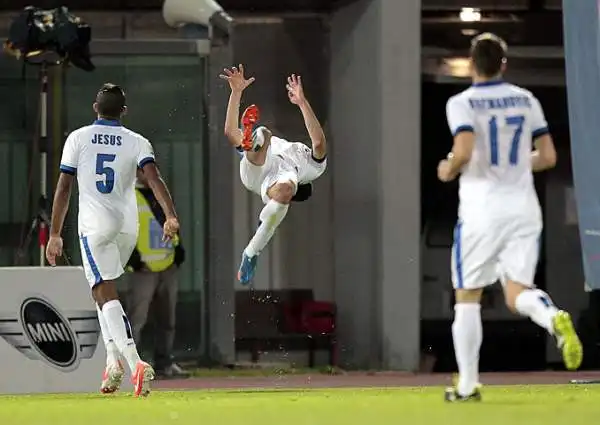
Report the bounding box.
[237,252,258,285]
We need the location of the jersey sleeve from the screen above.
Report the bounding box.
[446,96,474,136]
[137,138,156,168]
[59,132,79,175]
[530,95,550,139]
[235,145,244,159]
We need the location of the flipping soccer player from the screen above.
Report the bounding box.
[220,65,327,284]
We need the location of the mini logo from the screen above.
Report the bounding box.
[0,296,100,372]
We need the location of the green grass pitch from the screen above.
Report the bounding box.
[0,385,598,425]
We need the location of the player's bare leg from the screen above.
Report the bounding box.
[244,133,270,166]
[93,281,155,397]
[446,288,484,402]
[238,181,294,284]
[504,281,582,370]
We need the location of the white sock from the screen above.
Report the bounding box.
[101,300,141,372]
[452,303,482,397]
[96,304,120,366]
[515,289,559,334]
[244,199,289,257]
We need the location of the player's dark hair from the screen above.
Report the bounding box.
[96,83,126,120]
[470,33,507,78]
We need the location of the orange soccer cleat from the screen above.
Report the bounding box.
[240,104,260,151]
[100,361,124,394]
[132,360,155,397]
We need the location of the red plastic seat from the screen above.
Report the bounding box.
[299,301,336,335]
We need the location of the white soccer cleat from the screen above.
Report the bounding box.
[251,126,268,151]
[100,361,125,394]
[132,361,155,397]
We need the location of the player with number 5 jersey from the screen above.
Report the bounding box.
[438,33,582,403]
[46,83,179,398]
[63,124,154,239]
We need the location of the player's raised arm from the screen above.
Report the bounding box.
[219,64,255,148]
[530,96,557,172]
[286,74,327,160]
[438,96,475,182]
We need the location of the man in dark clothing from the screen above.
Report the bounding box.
[126,169,188,378]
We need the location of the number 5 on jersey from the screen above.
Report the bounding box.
[96,153,116,193]
[489,114,524,166]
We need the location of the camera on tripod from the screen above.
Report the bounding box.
[3,6,94,266]
[4,5,93,71]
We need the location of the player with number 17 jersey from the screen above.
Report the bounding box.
[446,81,548,223]
[440,33,581,404]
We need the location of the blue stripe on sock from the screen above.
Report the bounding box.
[453,222,464,289]
[81,235,102,285]
[122,315,133,340]
[539,295,553,308]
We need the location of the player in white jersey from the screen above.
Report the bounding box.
[438,33,582,402]
[219,65,327,284]
[45,84,180,397]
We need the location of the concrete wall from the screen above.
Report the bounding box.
[207,0,422,370]
[329,0,421,369]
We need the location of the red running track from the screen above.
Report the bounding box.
[153,371,600,391]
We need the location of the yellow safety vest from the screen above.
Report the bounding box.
[135,189,179,272]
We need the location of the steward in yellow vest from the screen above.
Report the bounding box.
[127,184,185,273]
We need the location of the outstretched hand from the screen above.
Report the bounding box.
[219,64,255,93]
[286,74,305,105]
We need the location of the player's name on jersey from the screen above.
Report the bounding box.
[468,95,532,110]
[91,133,123,146]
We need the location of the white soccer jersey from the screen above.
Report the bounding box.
[237,135,327,204]
[268,136,326,184]
[60,119,155,236]
[446,81,548,219]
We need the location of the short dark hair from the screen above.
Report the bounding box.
[470,33,507,78]
[96,83,126,119]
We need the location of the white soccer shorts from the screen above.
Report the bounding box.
[451,217,542,290]
[79,232,137,287]
[240,155,298,204]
